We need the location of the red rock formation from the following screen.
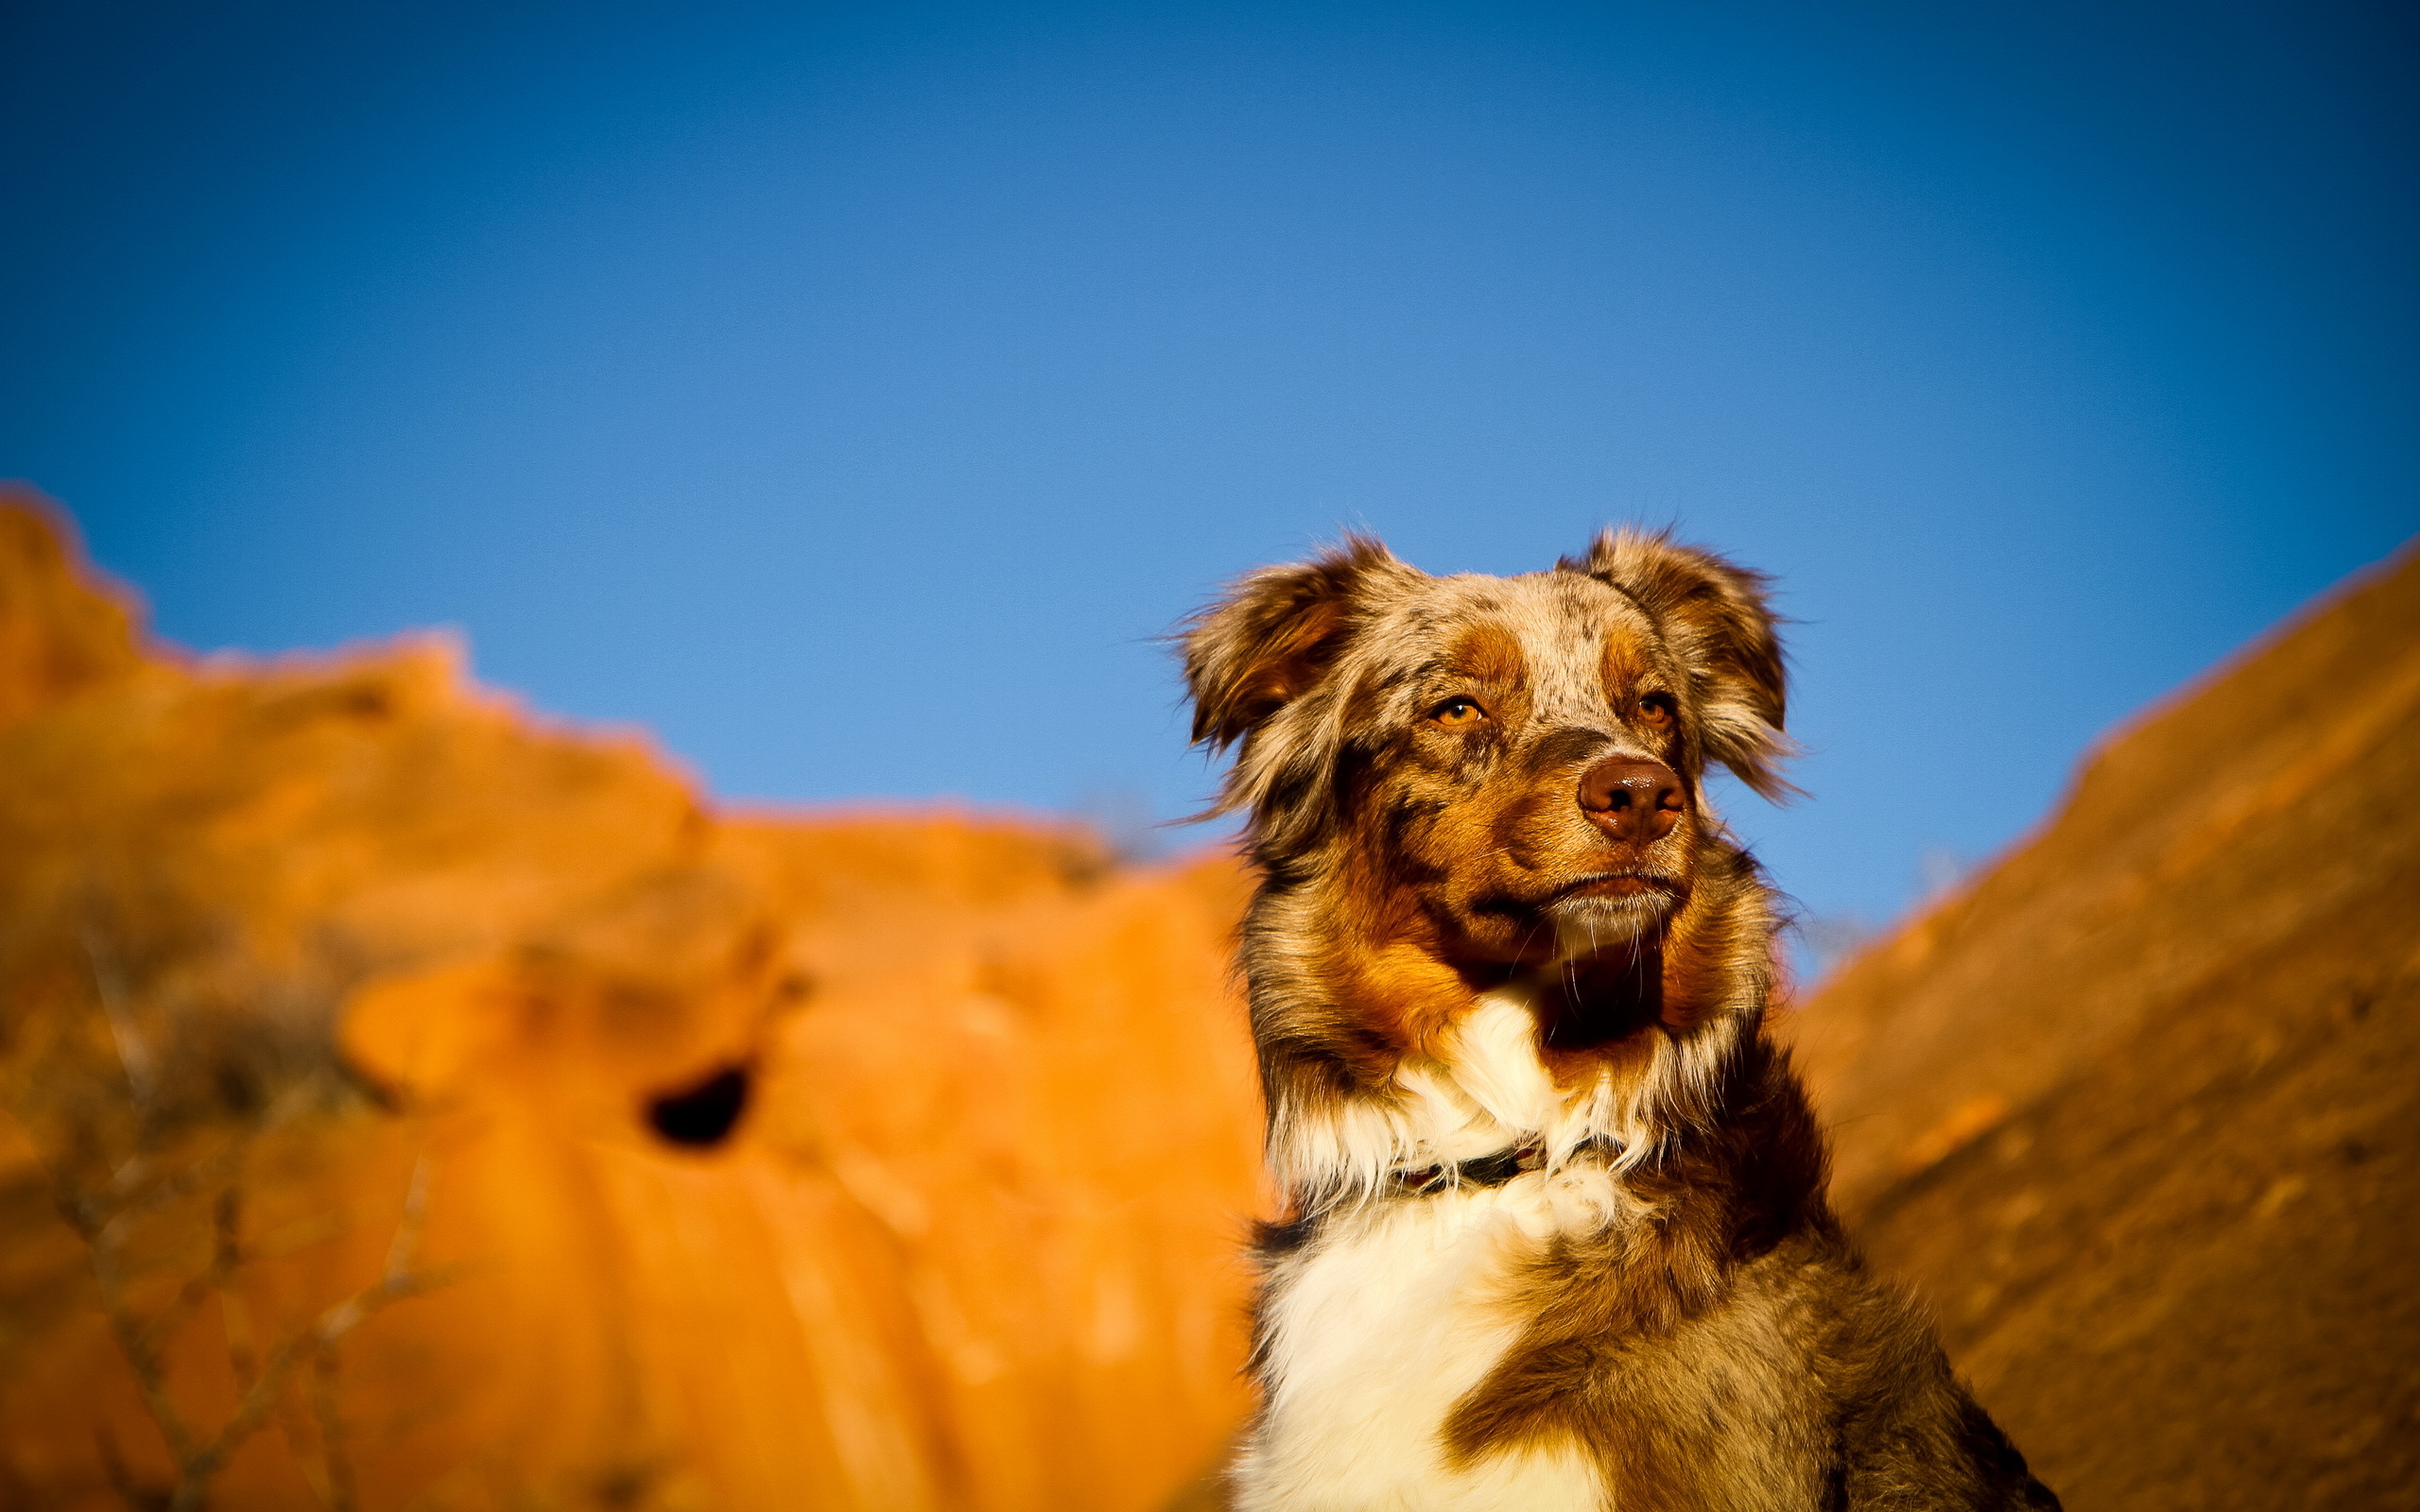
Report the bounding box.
[0,492,1261,1511]
[1788,542,2420,1510]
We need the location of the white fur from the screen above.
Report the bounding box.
[1270,990,1679,1208]
[1240,989,1664,1510]
[1237,1174,1613,1510]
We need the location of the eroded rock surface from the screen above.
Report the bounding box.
[1790,544,2420,1511]
[0,494,1261,1512]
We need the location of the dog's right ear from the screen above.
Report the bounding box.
[1182,534,1407,751]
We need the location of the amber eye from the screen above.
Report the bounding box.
[1432,696,1486,727]
[1638,693,1676,728]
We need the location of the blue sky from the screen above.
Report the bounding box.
[5,0,2413,952]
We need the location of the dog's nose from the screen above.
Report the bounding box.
[1578,758,1685,842]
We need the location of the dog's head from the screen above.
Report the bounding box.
[1184,528,1790,976]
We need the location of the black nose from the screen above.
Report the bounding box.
[1577,758,1685,843]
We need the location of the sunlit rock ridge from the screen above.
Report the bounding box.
[0,492,1261,1511]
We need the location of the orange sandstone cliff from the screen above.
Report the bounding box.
[0,494,1262,1511]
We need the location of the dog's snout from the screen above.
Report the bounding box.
[1578,757,1685,842]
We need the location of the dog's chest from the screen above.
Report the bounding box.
[1241,1180,1611,1510]
[1238,998,1625,1510]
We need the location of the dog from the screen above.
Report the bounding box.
[1180,530,2059,1510]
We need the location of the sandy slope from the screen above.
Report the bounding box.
[1789,544,2420,1509]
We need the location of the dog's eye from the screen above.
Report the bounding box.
[1432,697,1486,727]
[1637,693,1676,727]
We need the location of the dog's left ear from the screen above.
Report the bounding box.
[1181,534,1409,751]
[1563,528,1798,801]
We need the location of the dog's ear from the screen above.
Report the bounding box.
[1182,534,1409,751]
[1563,527,1797,801]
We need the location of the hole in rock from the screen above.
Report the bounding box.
[644,1064,750,1148]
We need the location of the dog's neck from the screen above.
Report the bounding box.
[1239,841,1778,1213]
[1260,981,1743,1206]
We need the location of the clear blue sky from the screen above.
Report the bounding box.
[5,0,2413,950]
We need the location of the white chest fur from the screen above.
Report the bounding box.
[1236,994,1649,1511]
[1236,1177,1612,1510]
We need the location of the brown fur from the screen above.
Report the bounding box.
[1183,530,2057,1509]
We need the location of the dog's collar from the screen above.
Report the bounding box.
[1393,1142,1547,1194]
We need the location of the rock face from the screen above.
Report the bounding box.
[3,490,2411,1511]
[0,494,1262,1511]
[1789,543,2420,1510]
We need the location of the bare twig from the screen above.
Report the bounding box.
[95,1422,163,1512]
[212,1188,259,1391]
[165,1257,453,1512]
[384,1153,435,1282]
[297,1152,441,1510]
[309,1349,356,1512]
[78,1074,315,1245]
[82,926,155,1114]
[86,1211,198,1470]
[134,1188,246,1367]
[50,917,455,1510]
[55,1112,447,1512]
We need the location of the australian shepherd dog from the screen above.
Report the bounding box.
[1180,530,2059,1511]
